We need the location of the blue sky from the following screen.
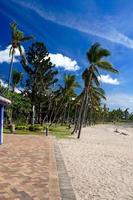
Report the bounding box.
[0,0,133,111]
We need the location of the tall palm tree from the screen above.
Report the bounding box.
[12,70,23,93]
[76,43,118,138]
[87,86,106,125]
[61,74,79,124]
[64,74,79,95]
[51,74,79,124]
[8,22,33,93]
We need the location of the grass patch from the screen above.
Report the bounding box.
[3,128,44,135]
[49,125,72,139]
[4,125,73,139]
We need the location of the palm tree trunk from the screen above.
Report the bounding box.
[71,104,79,135]
[8,52,14,93]
[61,104,67,125]
[72,90,86,135]
[49,102,56,125]
[77,91,88,139]
[51,99,65,124]
[83,101,89,127]
[89,107,92,126]
[67,103,71,123]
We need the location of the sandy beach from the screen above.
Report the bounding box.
[57,124,133,200]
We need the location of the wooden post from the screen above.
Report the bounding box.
[0,105,4,145]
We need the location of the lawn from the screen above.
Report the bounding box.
[4,124,73,139]
[49,125,72,139]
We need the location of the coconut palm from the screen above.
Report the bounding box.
[12,70,23,93]
[87,86,106,125]
[51,74,79,124]
[60,74,79,124]
[76,43,118,138]
[8,22,33,93]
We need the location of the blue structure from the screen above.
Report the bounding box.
[0,96,11,145]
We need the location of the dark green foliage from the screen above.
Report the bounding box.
[21,42,58,124]
[12,70,23,92]
[28,124,44,131]
[28,125,35,131]
[22,42,58,104]
[15,125,28,130]
[5,92,32,125]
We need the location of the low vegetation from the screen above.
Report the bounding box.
[4,124,72,139]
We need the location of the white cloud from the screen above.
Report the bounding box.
[0,79,22,94]
[98,74,119,85]
[49,53,80,71]
[106,93,133,111]
[0,79,8,88]
[11,0,133,49]
[0,45,24,63]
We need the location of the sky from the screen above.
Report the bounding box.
[0,0,133,111]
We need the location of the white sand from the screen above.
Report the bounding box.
[57,124,133,200]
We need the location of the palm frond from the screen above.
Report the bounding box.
[86,42,100,63]
[92,73,100,86]
[21,36,34,42]
[97,48,111,59]
[96,60,118,73]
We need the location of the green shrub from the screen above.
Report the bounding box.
[29,125,35,131]
[28,124,44,131]
[16,125,28,130]
[34,124,44,131]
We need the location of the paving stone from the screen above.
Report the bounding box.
[0,135,61,199]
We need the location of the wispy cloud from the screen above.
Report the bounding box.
[11,0,133,49]
[107,93,133,111]
[49,53,79,71]
[0,45,24,63]
[98,74,119,85]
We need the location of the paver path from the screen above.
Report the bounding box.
[0,134,61,200]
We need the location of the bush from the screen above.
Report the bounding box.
[29,125,35,131]
[16,125,28,130]
[28,124,44,131]
[34,124,44,131]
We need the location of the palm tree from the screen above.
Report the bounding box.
[87,87,106,125]
[76,43,118,138]
[51,74,79,124]
[12,70,23,92]
[8,22,33,93]
[60,74,79,124]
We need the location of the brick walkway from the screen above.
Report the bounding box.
[0,134,61,200]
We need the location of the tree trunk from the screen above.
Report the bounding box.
[51,99,65,124]
[61,104,67,125]
[32,105,35,125]
[67,103,71,123]
[8,52,14,94]
[77,91,88,139]
[71,93,86,135]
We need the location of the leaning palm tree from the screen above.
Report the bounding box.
[87,86,106,125]
[76,43,118,138]
[51,74,79,124]
[12,70,23,93]
[61,74,79,124]
[8,22,33,93]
